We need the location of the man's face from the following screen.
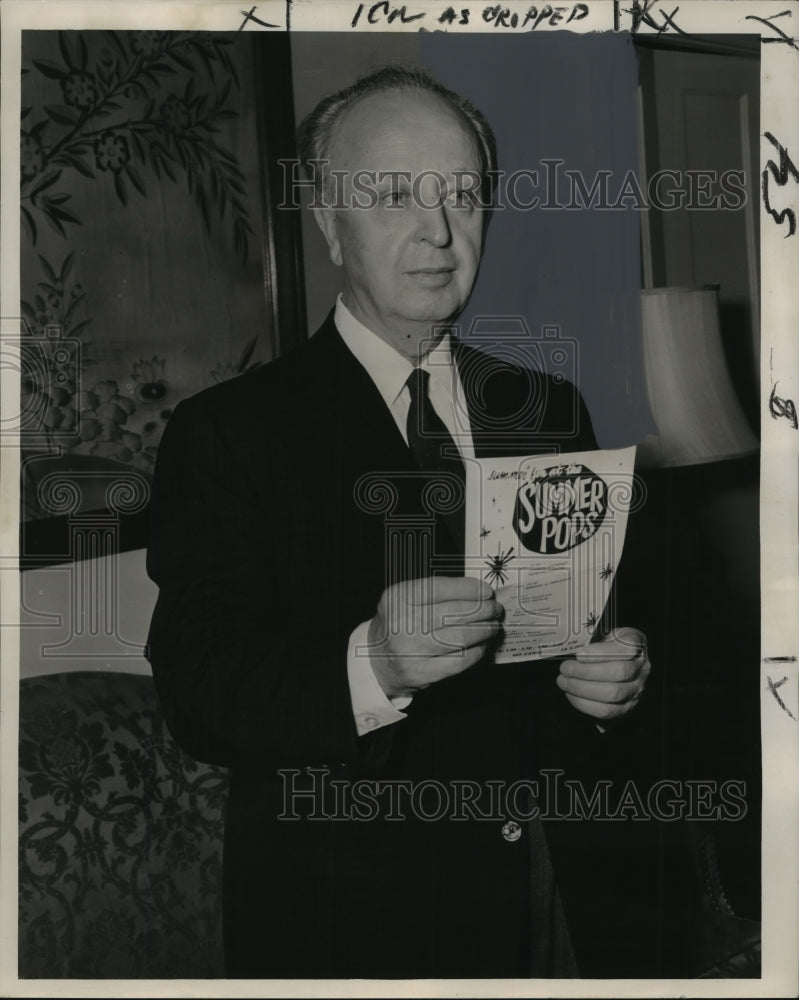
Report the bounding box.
[314,89,486,358]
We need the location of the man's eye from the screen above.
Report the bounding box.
[383,190,407,207]
[449,190,477,211]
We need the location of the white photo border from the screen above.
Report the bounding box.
[1,1,797,996]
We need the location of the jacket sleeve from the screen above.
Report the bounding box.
[145,394,365,771]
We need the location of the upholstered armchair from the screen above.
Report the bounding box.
[18,671,228,978]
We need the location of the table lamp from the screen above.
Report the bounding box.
[637,286,758,468]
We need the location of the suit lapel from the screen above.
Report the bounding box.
[309,316,455,590]
[311,313,417,479]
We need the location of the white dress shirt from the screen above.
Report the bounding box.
[334,295,474,736]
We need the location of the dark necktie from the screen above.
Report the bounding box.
[405,368,466,560]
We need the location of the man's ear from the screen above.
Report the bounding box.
[313,207,343,267]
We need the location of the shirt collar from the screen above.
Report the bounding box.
[334,294,456,408]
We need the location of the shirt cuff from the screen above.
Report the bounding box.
[347,620,412,737]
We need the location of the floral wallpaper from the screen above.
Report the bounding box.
[21,31,251,257]
[20,31,272,520]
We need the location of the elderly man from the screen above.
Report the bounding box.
[146,66,653,979]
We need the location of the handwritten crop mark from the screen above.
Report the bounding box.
[769,382,798,429]
[762,131,799,237]
[614,1,687,35]
[237,6,279,29]
[767,675,797,722]
[746,9,798,51]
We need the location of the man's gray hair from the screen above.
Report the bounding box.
[296,64,498,201]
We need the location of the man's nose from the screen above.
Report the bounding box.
[416,199,452,247]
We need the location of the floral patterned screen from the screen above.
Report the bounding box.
[19,30,304,565]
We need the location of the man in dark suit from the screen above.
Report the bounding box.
[146,66,655,979]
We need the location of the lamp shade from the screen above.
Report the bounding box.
[637,287,759,468]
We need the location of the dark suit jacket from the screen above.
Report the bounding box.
[146,312,677,979]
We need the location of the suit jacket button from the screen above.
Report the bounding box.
[501,820,522,842]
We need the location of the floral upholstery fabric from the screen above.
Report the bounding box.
[19,671,229,978]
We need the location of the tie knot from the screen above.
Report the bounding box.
[406,367,430,402]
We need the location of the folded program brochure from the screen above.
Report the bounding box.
[465,447,637,663]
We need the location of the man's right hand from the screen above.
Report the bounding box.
[366,577,501,699]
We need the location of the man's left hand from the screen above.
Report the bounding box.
[556,627,651,724]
